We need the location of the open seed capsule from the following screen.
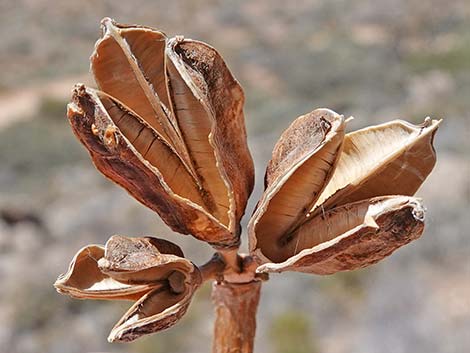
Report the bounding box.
[249,112,440,273]
[54,235,201,342]
[256,196,426,274]
[67,18,254,249]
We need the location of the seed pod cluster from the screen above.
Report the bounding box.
[68,18,254,249]
[56,18,441,344]
[55,236,201,342]
[249,115,440,274]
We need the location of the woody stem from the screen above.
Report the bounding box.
[219,248,242,273]
[200,253,226,282]
[201,251,265,352]
[211,280,262,353]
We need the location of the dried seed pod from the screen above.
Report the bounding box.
[54,245,153,300]
[248,109,345,262]
[311,118,441,215]
[55,235,202,342]
[108,282,197,342]
[91,19,193,178]
[68,18,254,248]
[166,37,254,236]
[98,235,196,285]
[102,236,202,342]
[256,196,425,274]
[68,85,237,247]
[250,114,440,270]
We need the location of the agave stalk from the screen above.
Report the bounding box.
[212,281,261,353]
[55,18,441,353]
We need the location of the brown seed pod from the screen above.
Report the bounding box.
[248,108,345,263]
[250,114,440,272]
[54,244,151,301]
[54,235,201,342]
[67,86,230,246]
[68,18,254,249]
[311,118,441,214]
[98,235,195,285]
[166,36,254,237]
[256,196,426,274]
[107,280,197,342]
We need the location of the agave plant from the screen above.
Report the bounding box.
[55,18,441,353]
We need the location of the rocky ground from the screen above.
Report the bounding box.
[0,1,469,353]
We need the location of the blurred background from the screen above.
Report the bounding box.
[1,0,469,352]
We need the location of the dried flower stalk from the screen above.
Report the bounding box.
[212,281,261,353]
[55,17,441,353]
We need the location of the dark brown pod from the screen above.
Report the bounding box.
[54,235,202,342]
[256,196,425,275]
